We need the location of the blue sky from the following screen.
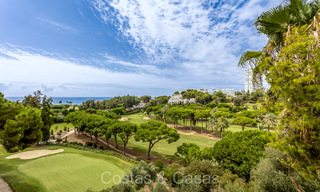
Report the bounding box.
[0,0,281,97]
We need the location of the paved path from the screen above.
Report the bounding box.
[0,177,12,192]
[49,130,75,143]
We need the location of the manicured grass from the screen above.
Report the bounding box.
[0,146,132,192]
[245,103,261,110]
[110,133,217,159]
[228,125,257,132]
[51,123,74,132]
[123,113,151,125]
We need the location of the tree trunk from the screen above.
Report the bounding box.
[190,120,192,130]
[74,128,77,135]
[114,135,118,148]
[123,142,126,155]
[289,167,302,192]
[201,120,203,134]
[90,132,93,140]
[220,128,222,138]
[242,125,245,131]
[95,135,98,143]
[106,139,109,148]
[148,142,152,160]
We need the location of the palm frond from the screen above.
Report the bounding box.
[238,51,263,68]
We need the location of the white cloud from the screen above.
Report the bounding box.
[91,0,282,90]
[0,47,183,96]
[37,18,77,33]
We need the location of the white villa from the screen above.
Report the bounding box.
[168,94,196,105]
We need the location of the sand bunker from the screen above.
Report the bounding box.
[143,117,150,120]
[119,117,128,121]
[6,149,64,160]
[177,130,196,135]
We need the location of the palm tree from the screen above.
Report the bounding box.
[207,118,216,135]
[239,0,320,91]
[262,113,277,132]
[216,117,229,138]
[238,51,263,91]
[161,105,169,123]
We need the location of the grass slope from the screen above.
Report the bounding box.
[51,123,74,132]
[110,133,217,159]
[0,146,132,192]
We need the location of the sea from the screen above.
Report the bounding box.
[6,97,112,105]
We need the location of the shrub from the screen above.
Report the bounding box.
[213,131,270,181]
[152,183,172,192]
[85,142,93,148]
[217,103,231,109]
[258,125,265,130]
[155,160,164,171]
[99,146,104,150]
[123,161,157,190]
[56,139,63,144]
[164,163,183,187]
[136,157,141,162]
[251,147,320,192]
[206,102,217,109]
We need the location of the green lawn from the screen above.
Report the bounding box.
[120,113,273,159]
[0,146,132,192]
[245,103,261,110]
[122,113,152,125]
[110,133,217,159]
[50,123,74,132]
[228,125,257,132]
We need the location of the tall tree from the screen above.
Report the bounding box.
[135,121,180,160]
[216,117,229,138]
[262,113,277,132]
[22,90,42,108]
[118,122,137,155]
[40,96,54,141]
[232,116,257,131]
[109,122,122,149]
[1,107,43,152]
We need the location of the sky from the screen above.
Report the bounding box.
[0,0,282,97]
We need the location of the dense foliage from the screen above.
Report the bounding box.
[213,130,270,181]
[0,93,44,152]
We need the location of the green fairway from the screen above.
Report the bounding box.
[111,133,217,159]
[123,113,152,125]
[51,123,74,132]
[0,146,132,192]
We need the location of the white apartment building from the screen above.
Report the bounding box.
[201,89,236,97]
[245,68,263,93]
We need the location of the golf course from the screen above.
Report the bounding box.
[0,146,132,192]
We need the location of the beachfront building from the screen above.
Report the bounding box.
[201,89,236,97]
[132,102,146,109]
[244,68,263,93]
[168,94,196,105]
